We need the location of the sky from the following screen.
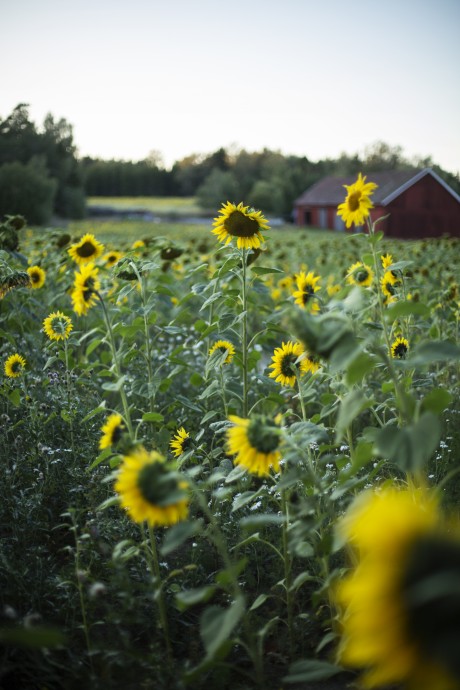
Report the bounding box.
[2,0,460,173]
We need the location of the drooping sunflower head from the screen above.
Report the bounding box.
[337,173,378,229]
[268,341,310,388]
[347,261,374,288]
[43,311,73,341]
[103,250,123,268]
[208,340,236,365]
[114,446,189,527]
[99,413,126,450]
[71,263,101,316]
[391,335,409,359]
[226,414,282,477]
[335,485,460,690]
[212,202,269,250]
[293,271,321,310]
[27,265,46,289]
[0,271,31,299]
[4,353,26,378]
[68,233,104,266]
[170,427,191,457]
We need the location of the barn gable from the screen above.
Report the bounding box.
[294,168,460,238]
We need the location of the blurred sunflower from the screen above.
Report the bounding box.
[381,253,393,270]
[337,173,378,228]
[103,250,123,268]
[347,261,374,288]
[27,265,46,289]
[212,201,269,250]
[391,336,409,359]
[43,311,73,341]
[293,271,321,310]
[4,353,26,378]
[99,413,126,450]
[0,271,31,299]
[380,270,400,299]
[208,340,236,364]
[268,341,310,387]
[68,233,104,266]
[226,414,282,476]
[335,485,460,690]
[114,446,189,527]
[170,427,191,457]
[71,263,100,316]
[131,239,145,250]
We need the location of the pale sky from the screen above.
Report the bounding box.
[2,0,460,173]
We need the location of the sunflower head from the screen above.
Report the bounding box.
[71,263,101,316]
[347,261,374,287]
[43,311,73,341]
[0,271,31,299]
[27,265,46,289]
[99,413,126,450]
[335,486,460,690]
[268,341,311,387]
[208,340,236,365]
[212,202,269,250]
[380,270,401,298]
[170,427,191,457]
[337,173,378,229]
[381,253,393,270]
[4,353,26,378]
[114,446,189,527]
[293,270,321,310]
[103,250,123,268]
[391,336,409,359]
[68,233,104,266]
[226,414,282,477]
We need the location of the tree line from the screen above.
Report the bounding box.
[1,104,459,224]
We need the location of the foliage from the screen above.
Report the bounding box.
[0,160,57,225]
[1,202,459,690]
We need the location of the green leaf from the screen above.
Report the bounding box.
[86,338,103,357]
[407,340,460,366]
[346,352,377,385]
[160,520,203,556]
[176,586,215,611]
[0,626,66,649]
[249,593,270,611]
[335,389,373,443]
[232,489,263,512]
[200,596,245,658]
[8,388,21,407]
[385,301,430,319]
[375,413,442,472]
[284,659,343,683]
[102,376,127,392]
[421,388,453,414]
[250,266,284,276]
[142,412,164,423]
[81,404,106,423]
[89,447,114,471]
[239,514,284,531]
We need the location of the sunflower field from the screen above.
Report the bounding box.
[1,180,460,690]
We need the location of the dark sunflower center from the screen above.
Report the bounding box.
[83,277,95,302]
[394,342,408,358]
[302,286,314,304]
[111,423,124,444]
[247,418,280,454]
[30,271,40,283]
[224,210,260,238]
[137,462,183,507]
[280,353,298,377]
[11,361,21,373]
[385,282,396,295]
[180,436,191,451]
[108,254,117,263]
[77,241,97,258]
[356,269,369,283]
[348,191,361,212]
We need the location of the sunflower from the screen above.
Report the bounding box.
[381,253,393,270]
[335,486,460,689]
[337,173,378,228]
[71,263,100,316]
[131,239,145,250]
[4,353,26,378]
[212,202,269,250]
[99,413,126,450]
[226,415,282,476]
[347,261,374,288]
[114,446,189,527]
[68,233,104,266]
[208,340,236,365]
[293,271,321,310]
[268,341,311,387]
[27,265,46,289]
[103,250,123,268]
[0,271,31,299]
[169,427,191,457]
[391,336,409,359]
[380,270,401,299]
[43,311,73,341]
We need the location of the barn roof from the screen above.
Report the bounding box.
[294,168,460,206]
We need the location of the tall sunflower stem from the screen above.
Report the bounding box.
[241,249,249,418]
[69,510,94,673]
[97,292,134,440]
[296,375,308,422]
[146,524,173,665]
[219,367,229,417]
[281,489,295,658]
[63,338,76,459]
[140,274,156,414]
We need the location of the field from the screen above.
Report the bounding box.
[1,206,460,690]
[87,196,203,217]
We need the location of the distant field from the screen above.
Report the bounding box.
[87,196,203,216]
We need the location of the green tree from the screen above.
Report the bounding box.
[0,160,56,225]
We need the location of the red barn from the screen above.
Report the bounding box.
[294,168,460,238]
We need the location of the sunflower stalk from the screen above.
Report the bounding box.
[146,524,173,665]
[241,248,249,417]
[97,292,134,440]
[281,489,295,658]
[63,337,76,459]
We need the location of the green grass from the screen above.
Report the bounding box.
[87,196,202,216]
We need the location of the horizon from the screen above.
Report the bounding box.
[3,0,460,176]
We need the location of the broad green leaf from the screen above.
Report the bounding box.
[160,519,203,556]
[375,413,442,471]
[421,388,453,414]
[284,659,343,683]
[89,447,113,470]
[0,626,66,649]
[385,301,430,319]
[200,596,245,658]
[346,352,377,385]
[8,388,21,407]
[176,586,215,611]
[407,340,460,366]
[142,412,164,423]
[250,266,284,276]
[335,389,373,443]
